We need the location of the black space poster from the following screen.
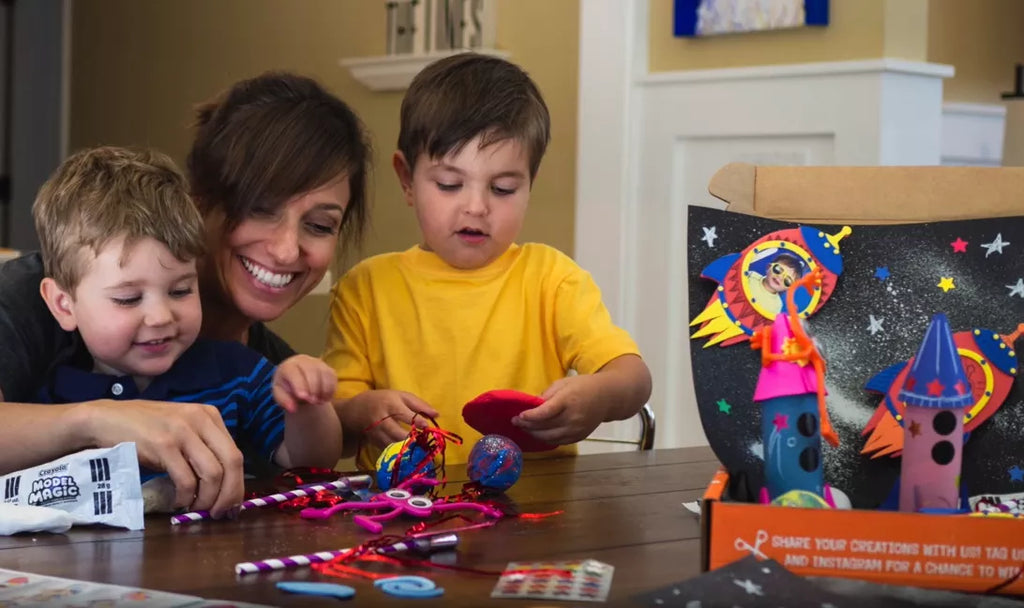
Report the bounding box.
[687,205,1024,507]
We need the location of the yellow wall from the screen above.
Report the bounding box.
[649,0,1020,104]
[69,0,579,356]
[927,0,1024,103]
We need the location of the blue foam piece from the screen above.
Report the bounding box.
[374,575,445,598]
[276,581,355,599]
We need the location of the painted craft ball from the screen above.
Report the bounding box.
[375,440,435,491]
[770,489,832,509]
[467,435,523,492]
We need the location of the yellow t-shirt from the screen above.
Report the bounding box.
[324,243,641,469]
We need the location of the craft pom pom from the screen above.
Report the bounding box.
[467,434,523,492]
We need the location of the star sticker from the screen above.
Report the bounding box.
[874,266,890,281]
[781,337,809,366]
[1010,466,1024,482]
[908,420,922,437]
[773,413,789,430]
[937,277,956,292]
[716,399,731,415]
[1008,279,1024,298]
[951,237,968,253]
[868,315,884,336]
[905,376,916,391]
[733,578,764,596]
[701,226,717,247]
[954,380,966,395]
[927,378,945,397]
[982,233,1010,257]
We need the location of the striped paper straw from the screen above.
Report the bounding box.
[234,533,459,575]
[171,474,372,525]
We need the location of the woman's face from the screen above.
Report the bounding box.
[204,175,350,323]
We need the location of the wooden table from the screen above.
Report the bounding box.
[0,447,720,606]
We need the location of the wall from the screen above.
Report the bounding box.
[68,0,578,355]
[647,0,888,72]
[927,0,1024,103]
[648,0,1024,105]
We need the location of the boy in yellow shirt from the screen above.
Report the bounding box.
[324,53,652,469]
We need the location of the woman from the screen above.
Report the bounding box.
[0,72,370,516]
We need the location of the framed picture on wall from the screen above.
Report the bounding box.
[674,0,829,37]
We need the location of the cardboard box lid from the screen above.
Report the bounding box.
[708,163,1024,223]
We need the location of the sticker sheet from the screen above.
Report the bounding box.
[490,559,614,602]
[0,568,270,607]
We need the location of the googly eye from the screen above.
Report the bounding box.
[407,496,433,509]
[385,489,411,500]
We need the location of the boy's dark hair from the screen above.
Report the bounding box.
[187,72,372,253]
[398,53,550,180]
[773,253,805,277]
[33,146,204,291]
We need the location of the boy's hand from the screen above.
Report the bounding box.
[273,355,338,413]
[510,375,608,445]
[511,355,652,446]
[340,390,439,449]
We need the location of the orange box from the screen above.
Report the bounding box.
[700,469,1024,595]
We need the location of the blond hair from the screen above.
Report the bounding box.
[32,146,205,290]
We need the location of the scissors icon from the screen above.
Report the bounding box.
[734,529,769,559]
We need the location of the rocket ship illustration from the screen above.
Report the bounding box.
[691,225,851,348]
[751,268,839,501]
[897,313,971,513]
[861,323,1023,458]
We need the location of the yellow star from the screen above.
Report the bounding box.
[937,277,956,293]
[782,337,809,367]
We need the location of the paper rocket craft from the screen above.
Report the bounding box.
[751,270,838,501]
[862,323,1023,458]
[690,224,851,348]
[896,313,972,512]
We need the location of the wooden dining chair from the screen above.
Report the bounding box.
[580,402,656,453]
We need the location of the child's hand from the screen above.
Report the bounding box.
[513,355,652,446]
[341,390,439,449]
[273,355,338,413]
[510,375,608,445]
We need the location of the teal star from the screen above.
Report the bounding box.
[717,399,731,415]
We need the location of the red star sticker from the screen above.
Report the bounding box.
[951,237,968,253]
[908,420,922,437]
[927,378,945,397]
[773,413,789,431]
[954,380,966,395]
[904,376,916,391]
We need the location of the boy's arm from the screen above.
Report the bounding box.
[272,355,344,469]
[322,267,438,457]
[335,390,439,457]
[0,391,244,516]
[274,404,343,469]
[512,354,652,445]
[513,254,652,445]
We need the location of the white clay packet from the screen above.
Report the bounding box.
[0,442,143,530]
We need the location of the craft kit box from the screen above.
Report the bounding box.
[695,163,1024,596]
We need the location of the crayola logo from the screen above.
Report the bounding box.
[28,475,80,506]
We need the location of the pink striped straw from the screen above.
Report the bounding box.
[170,474,372,525]
[234,533,459,575]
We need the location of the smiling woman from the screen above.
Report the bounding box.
[188,73,372,355]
